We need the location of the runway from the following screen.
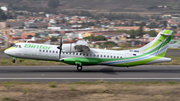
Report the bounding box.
[0,65,180,82]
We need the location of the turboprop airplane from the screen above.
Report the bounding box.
[4,29,174,71]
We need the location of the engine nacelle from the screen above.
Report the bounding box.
[62,43,77,52]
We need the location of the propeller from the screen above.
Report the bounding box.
[57,35,63,60]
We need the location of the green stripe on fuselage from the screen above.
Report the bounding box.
[114,56,162,67]
[5,47,16,51]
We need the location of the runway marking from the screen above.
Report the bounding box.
[0,78,180,79]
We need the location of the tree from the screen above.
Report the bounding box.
[61,18,66,23]
[104,41,118,48]
[48,0,60,9]
[163,21,167,29]
[146,30,157,37]
[35,33,40,38]
[147,22,158,28]
[137,23,144,37]
[83,35,107,41]
[94,35,107,41]
[50,36,58,42]
[0,9,7,21]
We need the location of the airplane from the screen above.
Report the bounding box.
[4,29,174,71]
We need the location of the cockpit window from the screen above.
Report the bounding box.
[12,45,16,47]
[12,45,21,48]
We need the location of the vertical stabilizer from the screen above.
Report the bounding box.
[137,29,174,57]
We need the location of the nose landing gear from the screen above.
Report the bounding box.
[12,57,16,63]
[12,59,16,63]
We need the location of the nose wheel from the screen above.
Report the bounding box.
[77,65,83,71]
[12,59,16,63]
[12,57,16,63]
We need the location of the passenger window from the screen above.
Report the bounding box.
[120,57,122,59]
[76,53,78,55]
[110,56,112,58]
[56,51,58,53]
[73,52,75,55]
[80,53,82,55]
[97,55,99,57]
[94,54,96,57]
[117,56,119,58]
[39,50,41,52]
[90,54,92,56]
[107,55,109,58]
[19,45,21,48]
[46,50,48,52]
[83,53,85,56]
[43,50,45,52]
[114,56,116,58]
[86,54,88,56]
[101,55,102,57]
[49,50,51,53]
[104,55,106,58]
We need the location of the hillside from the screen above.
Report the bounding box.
[1,0,180,15]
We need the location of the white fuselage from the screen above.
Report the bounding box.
[8,43,139,61]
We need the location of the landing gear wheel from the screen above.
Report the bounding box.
[77,65,83,71]
[12,59,16,63]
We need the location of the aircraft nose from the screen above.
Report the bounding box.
[4,49,10,55]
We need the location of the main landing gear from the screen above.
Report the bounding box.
[75,62,83,71]
[77,64,83,71]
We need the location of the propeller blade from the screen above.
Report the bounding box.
[58,35,63,60]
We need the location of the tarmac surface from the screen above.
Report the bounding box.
[1,50,180,82]
[0,65,180,82]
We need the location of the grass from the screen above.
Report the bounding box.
[0,81,180,101]
[70,86,77,91]
[22,88,29,94]
[3,97,10,100]
[49,82,57,88]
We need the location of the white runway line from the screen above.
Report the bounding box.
[0,78,180,79]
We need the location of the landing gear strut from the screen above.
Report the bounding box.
[77,64,83,71]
